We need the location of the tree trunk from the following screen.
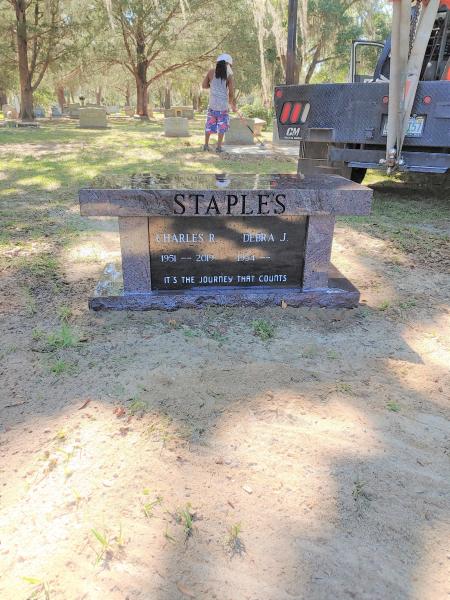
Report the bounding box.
[56,86,65,111]
[164,86,171,109]
[125,81,131,106]
[96,87,102,105]
[15,0,34,120]
[0,90,7,107]
[134,15,149,118]
[136,78,149,117]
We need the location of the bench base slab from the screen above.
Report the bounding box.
[89,264,360,311]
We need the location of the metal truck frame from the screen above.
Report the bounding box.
[275,0,450,180]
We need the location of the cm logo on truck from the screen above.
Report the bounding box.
[286,127,302,138]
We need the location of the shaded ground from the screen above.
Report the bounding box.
[0,118,449,600]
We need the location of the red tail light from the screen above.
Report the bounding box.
[280,102,292,124]
[279,101,311,125]
[423,95,432,105]
[290,102,303,123]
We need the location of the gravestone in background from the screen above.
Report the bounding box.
[51,106,63,118]
[79,172,373,310]
[164,117,190,137]
[68,103,80,118]
[225,117,266,145]
[79,107,108,129]
[34,106,46,118]
[164,107,195,119]
[2,105,18,119]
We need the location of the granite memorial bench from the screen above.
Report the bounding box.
[79,173,372,311]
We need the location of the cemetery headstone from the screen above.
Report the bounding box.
[79,107,108,129]
[2,105,18,120]
[51,106,63,118]
[69,103,80,118]
[225,117,267,145]
[34,106,46,118]
[79,172,373,310]
[164,107,195,119]
[164,117,190,137]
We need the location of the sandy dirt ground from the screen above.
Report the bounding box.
[0,125,449,599]
[0,219,449,600]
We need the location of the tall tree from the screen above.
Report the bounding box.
[5,0,81,119]
[102,0,226,118]
[0,4,17,106]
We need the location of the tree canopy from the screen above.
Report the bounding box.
[0,0,390,119]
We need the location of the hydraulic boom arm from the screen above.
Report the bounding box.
[383,0,441,173]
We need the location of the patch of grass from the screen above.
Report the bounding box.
[58,305,73,322]
[141,490,163,519]
[32,328,45,341]
[49,359,75,375]
[378,300,390,311]
[386,400,401,412]
[176,503,195,540]
[252,319,275,341]
[397,299,417,311]
[352,480,367,500]
[91,528,113,565]
[226,522,245,557]
[47,323,78,350]
[183,327,201,339]
[144,414,178,446]
[21,577,50,599]
[128,398,149,416]
[206,328,227,344]
[352,478,372,515]
[20,253,59,278]
[336,382,353,395]
[22,286,37,316]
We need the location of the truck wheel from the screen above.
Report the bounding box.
[350,168,367,184]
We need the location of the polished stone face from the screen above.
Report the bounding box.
[80,173,373,218]
[87,172,365,192]
[149,215,307,290]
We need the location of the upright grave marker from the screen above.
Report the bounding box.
[79,173,372,310]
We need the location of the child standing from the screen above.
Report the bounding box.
[202,53,237,153]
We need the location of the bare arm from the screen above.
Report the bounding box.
[202,69,214,89]
[228,76,237,112]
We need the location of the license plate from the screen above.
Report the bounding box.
[382,115,425,137]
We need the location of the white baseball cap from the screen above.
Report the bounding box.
[217,53,233,65]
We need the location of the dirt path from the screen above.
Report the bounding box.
[1,216,449,600]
